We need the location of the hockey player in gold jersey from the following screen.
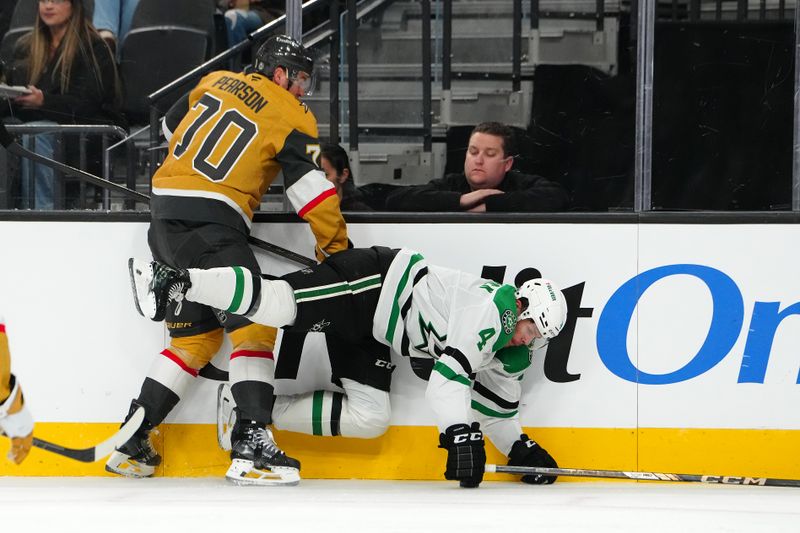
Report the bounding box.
[0,314,34,465]
[106,35,348,485]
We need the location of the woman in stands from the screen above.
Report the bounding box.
[3,0,120,210]
[320,142,372,211]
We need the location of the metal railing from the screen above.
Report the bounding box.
[0,124,130,210]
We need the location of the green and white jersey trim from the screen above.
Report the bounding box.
[294,274,382,303]
[227,266,254,314]
[373,249,428,349]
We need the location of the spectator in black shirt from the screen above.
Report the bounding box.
[385,122,569,212]
[320,142,372,211]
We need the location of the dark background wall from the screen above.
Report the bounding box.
[651,22,794,211]
[447,16,795,212]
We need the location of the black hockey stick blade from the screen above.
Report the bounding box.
[487,464,800,488]
[247,235,316,267]
[30,406,145,463]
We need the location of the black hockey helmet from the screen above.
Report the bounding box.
[253,34,316,95]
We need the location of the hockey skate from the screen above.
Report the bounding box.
[226,415,300,486]
[105,401,161,478]
[128,258,191,321]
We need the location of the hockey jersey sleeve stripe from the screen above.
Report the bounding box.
[471,400,518,419]
[295,275,382,303]
[473,379,519,410]
[0,375,19,416]
[444,346,473,376]
[286,168,336,216]
[385,253,426,343]
[297,186,337,218]
[433,360,471,386]
[398,267,426,326]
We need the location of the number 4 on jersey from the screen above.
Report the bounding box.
[477,327,496,350]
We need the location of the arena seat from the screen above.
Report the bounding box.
[118,0,215,123]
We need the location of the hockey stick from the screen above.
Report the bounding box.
[486,464,800,488]
[0,123,150,202]
[0,123,317,268]
[247,234,316,267]
[27,405,145,463]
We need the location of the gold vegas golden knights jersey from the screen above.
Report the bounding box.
[150,70,348,260]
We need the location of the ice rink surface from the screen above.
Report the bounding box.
[0,477,798,532]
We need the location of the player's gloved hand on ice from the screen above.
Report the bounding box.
[507,434,558,485]
[0,377,34,464]
[438,422,485,488]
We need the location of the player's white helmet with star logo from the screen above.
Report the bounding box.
[515,279,567,340]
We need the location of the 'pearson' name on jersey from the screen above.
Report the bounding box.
[211,76,268,113]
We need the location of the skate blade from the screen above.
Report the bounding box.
[105,451,155,478]
[225,458,300,486]
[128,258,157,320]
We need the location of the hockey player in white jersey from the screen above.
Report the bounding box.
[130,246,568,487]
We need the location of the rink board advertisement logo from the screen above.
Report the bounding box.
[479,263,799,385]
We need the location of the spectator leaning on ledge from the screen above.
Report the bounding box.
[385,121,569,212]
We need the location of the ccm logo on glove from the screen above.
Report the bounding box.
[439,422,486,488]
[452,431,482,444]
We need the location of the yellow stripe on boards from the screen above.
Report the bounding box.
[2,425,799,482]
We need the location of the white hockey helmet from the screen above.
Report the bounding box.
[514,278,567,340]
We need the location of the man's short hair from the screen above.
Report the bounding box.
[470,122,517,158]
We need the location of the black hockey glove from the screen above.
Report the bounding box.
[507,434,558,485]
[438,422,486,488]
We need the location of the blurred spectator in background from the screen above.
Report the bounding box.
[385,121,569,212]
[92,0,139,54]
[2,0,121,210]
[320,142,372,211]
[221,0,281,47]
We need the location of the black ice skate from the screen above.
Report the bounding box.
[105,401,161,478]
[128,258,191,322]
[226,415,301,486]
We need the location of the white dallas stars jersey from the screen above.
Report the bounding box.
[374,249,534,454]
